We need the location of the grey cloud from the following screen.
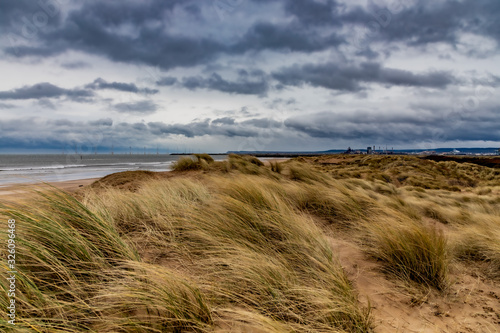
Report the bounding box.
[241,118,283,128]
[2,107,500,151]
[89,118,113,127]
[113,100,159,114]
[212,117,236,125]
[341,0,500,48]
[266,98,297,109]
[284,108,500,143]
[233,21,343,53]
[273,62,455,91]
[37,98,57,110]
[156,77,178,86]
[60,61,91,69]
[283,0,340,27]
[148,120,261,138]
[0,117,114,150]
[0,82,93,100]
[3,0,500,70]
[86,78,158,95]
[0,102,15,109]
[0,0,63,33]
[4,2,343,70]
[180,73,269,96]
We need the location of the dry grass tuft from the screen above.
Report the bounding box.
[362,216,449,290]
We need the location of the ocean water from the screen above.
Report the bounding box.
[0,154,226,186]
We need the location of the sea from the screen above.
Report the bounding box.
[0,154,226,187]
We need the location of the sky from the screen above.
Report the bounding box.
[1,0,499,153]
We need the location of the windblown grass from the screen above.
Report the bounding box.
[308,154,500,190]
[269,161,283,173]
[362,216,449,290]
[3,155,499,331]
[1,171,372,332]
[0,189,212,332]
[171,156,205,171]
[452,216,500,278]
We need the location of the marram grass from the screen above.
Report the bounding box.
[4,155,497,331]
[1,171,373,332]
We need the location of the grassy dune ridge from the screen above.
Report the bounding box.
[1,154,500,331]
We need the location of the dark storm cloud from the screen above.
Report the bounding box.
[3,0,224,69]
[113,100,158,114]
[273,62,455,91]
[180,73,269,96]
[3,105,500,150]
[233,22,344,53]
[284,108,500,143]
[0,0,63,31]
[1,0,499,151]
[3,1,344,70]
[0,117,114,150]
[0,82,93,101]
[340,0,500,47]
[3,0,499,69]
[0,80,160,106]
[148,119,261,138]
[0,115,275,148]
[86,78,158,95]
[283,0,340,27]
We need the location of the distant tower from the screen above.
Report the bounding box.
[367,147,372,155]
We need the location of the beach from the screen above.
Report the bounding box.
[0,178,99,202]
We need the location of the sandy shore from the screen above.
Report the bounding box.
[0,178,99,203]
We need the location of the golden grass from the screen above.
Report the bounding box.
[1,172,372,332]
[362,216,449,290]
[2,154,500,331]
[452,216,500,278]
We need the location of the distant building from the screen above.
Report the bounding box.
[367,147,372,154]
[497,148,500,156]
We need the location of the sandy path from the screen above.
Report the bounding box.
[329,236,500,332]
